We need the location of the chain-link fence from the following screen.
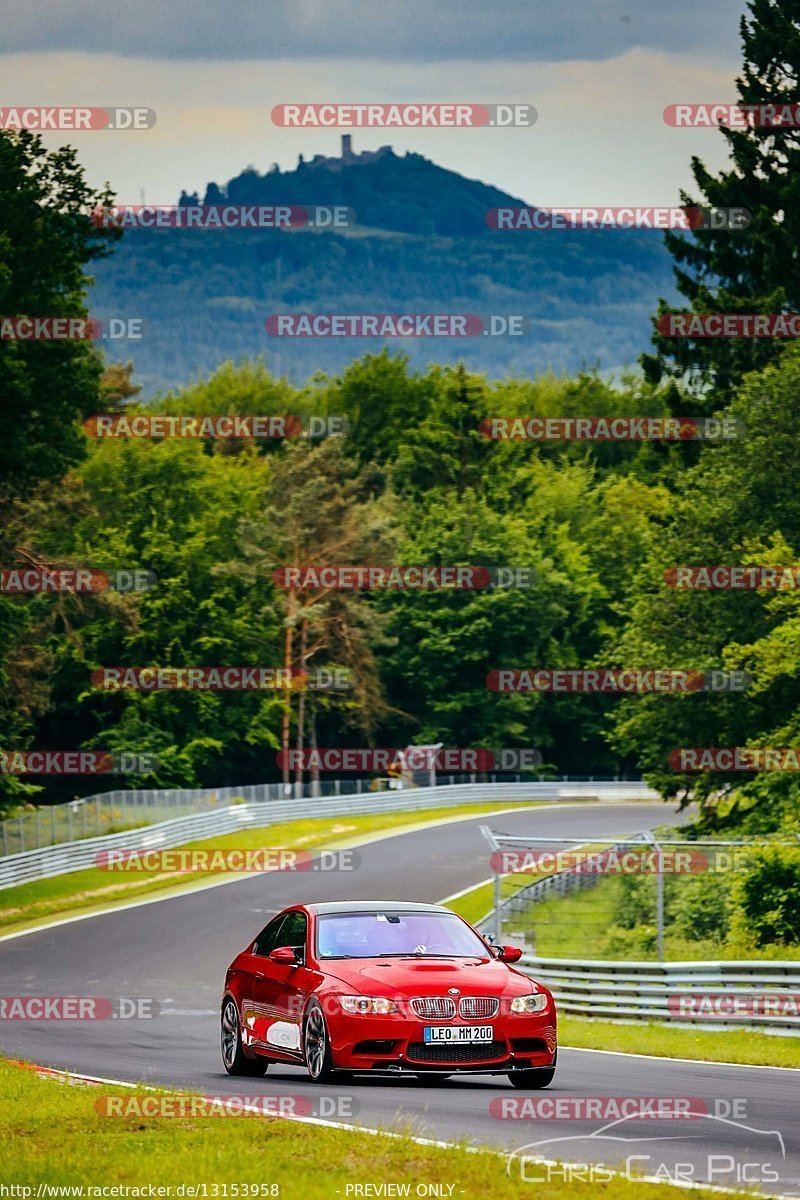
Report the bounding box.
[0,778,385,855]
[479,827,800,961]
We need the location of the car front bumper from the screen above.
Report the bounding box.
[328,1013,557,1073]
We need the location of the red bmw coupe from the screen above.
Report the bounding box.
[221,900,557,1087]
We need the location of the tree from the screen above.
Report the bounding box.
[99,362,142,411]
[643,1,800,402]
[0,131,118,810]
[0,131,118,506]
[232,438,397,789]
[608,345,800,829]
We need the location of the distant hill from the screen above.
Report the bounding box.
[90,140,676,395]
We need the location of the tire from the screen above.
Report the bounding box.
[508,1051,557,1090]
[221,997,269,1076]
[303,997,336,1082]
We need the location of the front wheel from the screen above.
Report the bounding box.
[221,997,268,1076]
[303,998,336,1082]
[508,1051,556,1090]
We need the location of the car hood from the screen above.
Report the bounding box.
[323,956,534,997]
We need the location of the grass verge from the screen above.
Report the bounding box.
[0,1058,722,1200]
[559,1015,800,1068]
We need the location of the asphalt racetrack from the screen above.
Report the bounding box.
[0,802,797,1196]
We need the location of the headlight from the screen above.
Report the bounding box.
[339,995,398,1015]
[510,993,549,1013]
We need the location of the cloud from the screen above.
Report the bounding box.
[6,0,746,62]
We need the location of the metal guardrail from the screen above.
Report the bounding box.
[519,954,800,1034]
[0,775,651,855]
[0,780,655,890]
[475,833,646,942]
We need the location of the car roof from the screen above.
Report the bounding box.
[307,901,452,915]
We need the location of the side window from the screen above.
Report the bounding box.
[277,911,308,957]
[253,914,287,957]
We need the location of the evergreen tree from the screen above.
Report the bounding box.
[644,0,800,402]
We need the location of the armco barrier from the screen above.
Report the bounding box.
[0,780,655,890]
[519,954,800,1034]
[0,776,650,854]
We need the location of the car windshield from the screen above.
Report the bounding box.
[316,911,490,959]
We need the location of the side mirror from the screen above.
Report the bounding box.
[498,945,523,963]
[269,945,299,965]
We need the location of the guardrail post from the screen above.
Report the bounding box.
[19,815,24,853]
[639,830,664,960]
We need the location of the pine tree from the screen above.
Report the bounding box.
[643,0,800,403]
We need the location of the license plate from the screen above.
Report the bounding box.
[423,1025,494,1043]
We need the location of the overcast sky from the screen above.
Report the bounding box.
[1,0,750,207]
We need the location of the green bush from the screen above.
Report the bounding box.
[612,874,655,930]
[733,848,800,947]
[668,873,731,943]
[601,924,658,958]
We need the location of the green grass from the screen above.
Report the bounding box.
[0,1058,723,1199]
[560,1015,800,1068]
[446,874,536,927]
[448,879,495,925]
[0,801,542,937]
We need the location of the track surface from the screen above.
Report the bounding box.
[1,802,797,1196]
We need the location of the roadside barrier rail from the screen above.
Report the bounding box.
[0,780,654,889]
